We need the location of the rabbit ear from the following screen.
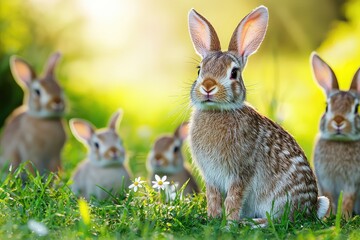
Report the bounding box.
[228,6,268,63]
[108,109,123,130]
[174,122,189,141]
[44,52,61,78]
[70,119,95,143]
[10,56,36,88]
[349,68,360,93]
[188,9,221,58]
[311,52,339,95]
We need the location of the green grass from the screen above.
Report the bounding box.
[0,163,360,239]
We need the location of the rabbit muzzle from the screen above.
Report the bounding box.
[47,97,65,113]
[328,115,350,135]
[104,147,124,161]
[154,154,168,167]
[200,79,218,97]
[331,116,346,131]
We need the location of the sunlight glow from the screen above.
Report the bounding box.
[77,0,138,50]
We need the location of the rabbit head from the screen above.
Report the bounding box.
[147,122,189,174]
[188,6,268,111]
[311,52,360,141]
[10,52,65,118]
[70,110,126,167]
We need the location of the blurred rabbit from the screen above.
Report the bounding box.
[0,52,66,176]
[311,52,360,219]
[70,110,131,200]
[147,122,200,195]
[187,6,329,225]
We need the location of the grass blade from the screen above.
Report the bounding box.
[335,191,343,235]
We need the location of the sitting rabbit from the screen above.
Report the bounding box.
[186,6,329,225]
[70,110,131,200]
[0,52,66,176]
[311,52,360,219]
[147,122,200,195]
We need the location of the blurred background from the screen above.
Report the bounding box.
[0,0,359,181]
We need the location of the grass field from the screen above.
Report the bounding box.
[1,161,360,240]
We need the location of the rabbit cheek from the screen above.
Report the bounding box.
[230,80,245,103]
[355,115,360,132]
[173,152,180,167]
[27,90,42,112]
[29,95,41,112]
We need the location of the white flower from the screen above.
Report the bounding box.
[152,175,170,190]
[166,183,179,202]
[27,219,49,236]
[129,177,145,192]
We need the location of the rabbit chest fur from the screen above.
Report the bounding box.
[1,109,66,174]
[71,160,131,200]
[190,106,319,219]
[314,138,360,214]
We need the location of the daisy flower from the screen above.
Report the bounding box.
[152,175,170,190]
[129,177,145,192]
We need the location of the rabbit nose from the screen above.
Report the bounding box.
[53,97,62,104]
[332,116,346,129]
[155,153,163,161]
[50,97,64,111]
[106,147,120,159]
[200,79,218,95]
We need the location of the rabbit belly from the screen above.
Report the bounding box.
[355,194,360,214]
[1,112,66,174]
[240,190,275,219]
[79,163,130,200]
[314,139,360,211]
[19,115,65,173]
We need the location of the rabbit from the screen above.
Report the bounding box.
[69,110,131,200]
[186,6,329,225]
[147,122,200,195]
[0,52,66,176]
[311,52,360,219]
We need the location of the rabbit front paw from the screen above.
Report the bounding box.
[206,184,222,218]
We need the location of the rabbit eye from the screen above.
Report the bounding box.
[325,103,328,112]
[94,142,100,149]
[230,68,239,80]
[197,66,201,76]
[33,89,41,97]
[355,104,359,114]
[173,146,180,153]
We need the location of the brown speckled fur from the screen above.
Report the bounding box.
[191,107,319,220]
[188,8,328,223]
